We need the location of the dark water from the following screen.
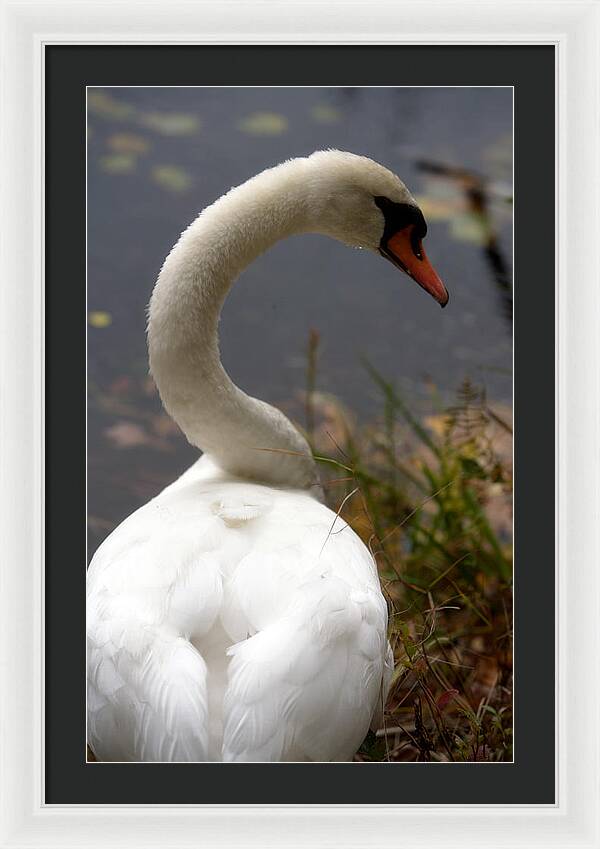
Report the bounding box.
[87,86,512,555]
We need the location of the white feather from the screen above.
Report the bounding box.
[88,460,391,761]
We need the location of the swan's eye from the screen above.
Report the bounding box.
[374,196,427,258]
[410,229,424,261]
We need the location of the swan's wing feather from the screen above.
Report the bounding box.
[88,632,210,761]
[222,545,389,762]
[88,474,391,762]
[87,509,225,762]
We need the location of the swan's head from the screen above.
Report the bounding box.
[305,150,449,307]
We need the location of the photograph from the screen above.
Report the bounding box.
[86,85,513,764]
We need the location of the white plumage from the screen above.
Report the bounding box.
[87,150,446,761]
[88,457,392,761]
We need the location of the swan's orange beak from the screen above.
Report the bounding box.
[381,226,449,308]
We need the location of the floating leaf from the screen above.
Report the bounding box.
[140,112,199,136]
[104,421,149,449]
[99,154,136,174]
[88,311,112,328]
[104,420,172,452]
[151,165,192,193]
[311,103,342,124]
[238,112,288,136]
[107,132,149,154]
[88,90,136,121]
[450,214,489,246]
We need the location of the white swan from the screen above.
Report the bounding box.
[87,150,448,762]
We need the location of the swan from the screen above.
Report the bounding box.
[87,150,448,762]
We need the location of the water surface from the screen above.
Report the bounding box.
[87,87,512,554]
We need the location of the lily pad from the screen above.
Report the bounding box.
[88,90,136,121]
[105,421,149,449]
[140,112,200,136]
[99,154,136,174]
[107,133,149,154]
[450,214,490,246]
[238,112,288,136]
[310,103,342,124]
[151,165,192,193]
[88,311,112,328]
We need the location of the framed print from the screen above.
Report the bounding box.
[53,44,546,800]
[1,1,599,847]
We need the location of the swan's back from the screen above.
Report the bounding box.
[87,458,392,761]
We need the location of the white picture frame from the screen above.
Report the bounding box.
[1,0,598,846]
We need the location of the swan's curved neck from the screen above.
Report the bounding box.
[148,159,319,489]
